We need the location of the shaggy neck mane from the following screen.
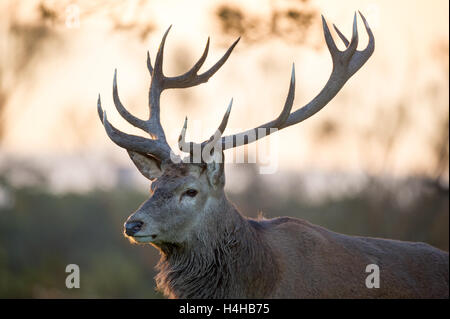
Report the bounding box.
[154,198,279,298]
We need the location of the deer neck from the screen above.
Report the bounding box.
[155,195,279,298]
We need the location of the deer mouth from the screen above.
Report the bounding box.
[132,234,158,243]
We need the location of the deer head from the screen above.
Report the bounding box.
[97,12,374,249]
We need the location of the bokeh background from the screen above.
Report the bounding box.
[0,0,448,298]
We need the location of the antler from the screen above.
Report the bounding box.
[179,11,374,154]
[97,26,240,162]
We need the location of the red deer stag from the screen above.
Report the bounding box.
[97,12,449,298]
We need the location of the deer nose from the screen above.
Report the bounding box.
[124,220,144,236]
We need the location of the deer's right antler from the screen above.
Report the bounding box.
[97,26,240,162]
[178,11,374,153]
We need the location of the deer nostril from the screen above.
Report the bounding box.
[125,220,144,236]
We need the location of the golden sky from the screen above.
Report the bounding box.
[0,0,448,181]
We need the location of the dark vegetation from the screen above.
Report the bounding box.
[0,168,447,298]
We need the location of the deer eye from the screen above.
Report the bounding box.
[183,189,198,198]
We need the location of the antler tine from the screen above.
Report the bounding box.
[101,110,171,160]
[168,37,210,87]
[97,94,104,123]
[178,117,190,152]
[164,37,240,89]
[346,11,374,77]
[152,25,172,78]
[333,24,349,47]
[321,15,339,58]
[145,25,173,146]
[358,11,375,56]
[113,69,147,130]
[147,51,153,76]
[216,98,233,135]
[178,98,233,153]
[181,12,375,153]
[342,13,359,62]
[271,64,295,128]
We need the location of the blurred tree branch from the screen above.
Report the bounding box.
[215,0,318,45]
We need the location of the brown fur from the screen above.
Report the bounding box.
[127,162,449,299]
[261,217,448,298]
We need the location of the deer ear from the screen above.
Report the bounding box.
[206,151,225,188]
[127,151,163,181]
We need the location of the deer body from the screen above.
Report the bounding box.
[128,163,449,299]
[261,218,448,298]
[97,13,449,298]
